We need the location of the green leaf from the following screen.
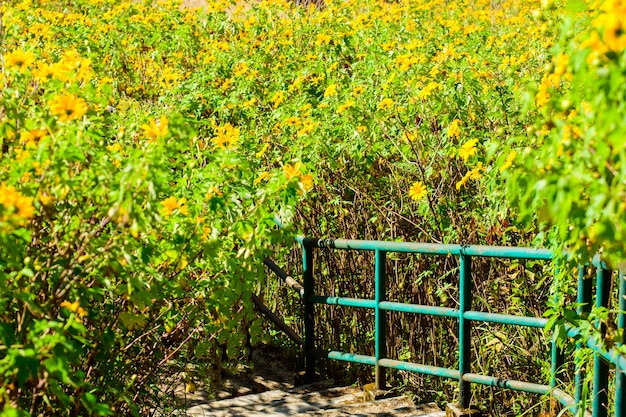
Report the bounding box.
[119,312,148,331]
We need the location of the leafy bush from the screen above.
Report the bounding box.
[1,0,624,415]
[0,1,303,414]
[503,4,626,410]
[505,0,626,267]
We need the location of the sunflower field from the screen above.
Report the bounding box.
[1,0,625,415]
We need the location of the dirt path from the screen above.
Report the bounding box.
[157,344,300,412]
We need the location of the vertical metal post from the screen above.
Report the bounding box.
[550,264,565,394]
[302,240,315,379]
[375,250,387,390]
[550,331,564,388]
[615,271,626,417]
[459,253,472,408]
[576,265,593,414]
[592,259,611,417]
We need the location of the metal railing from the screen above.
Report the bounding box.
[262,237,626,417]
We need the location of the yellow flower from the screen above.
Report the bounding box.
[212,123,240,149]
[404,131,418,141]
[283,162,302,180]
[352,86,365,97]
[337,100,354,113]
[535,88,550,108]
[469,162,484,180]
[49,94,89,122]
[323,84,338,98]
[220,77,233,91]
[500,150,517,172]
[458,139,478,161]
[243,98,256,108]
[447,119,462,138]
[456,163,484,190]
[581,31,609,62]
[14,148,30,162]
[30,22,52,39]
[553,53,569,77]
[107,143,123,152]
[161,197,179,217]
[31,63,55,81]
[593,1,626,52]
[206,187,223,200]
[233,61,249,77]
[4,49,35,72]
[160,196,188,217]
[39,193,54,206]
[300,173,314,193]
[297,120,318,137]
[456,174,470,190]
[141,116,169,142]
[284,116,301,126]
[256,143,269,157]
[377,98,395,111]
[272,91,285,108]
[0,183,35,224]
[254,171,272,185]
[61,300,88,319]
[14,196,35,219]
[315,34,332,46]
[326,62,339,74]
[417,82,441,100]
[408,181,427,201]
[20,129,47,148]
[201,224,215,241]
[395,54,420,71]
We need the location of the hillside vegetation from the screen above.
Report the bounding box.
[1,0,625,415]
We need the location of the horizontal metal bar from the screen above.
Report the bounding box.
[464,311,548,328]
[312,299,548,328]
[264,258,304,297]
[378,359,460,379]
[314,351,590,414]
[462,373,550,395]
[378,301,459,318]
[311,349,377,366]
[251,294,304,346]
[553,388,592,417]
[566,326,626,371]
[463,373,587,415]
[296,237,553,260]
[309,295,376,309]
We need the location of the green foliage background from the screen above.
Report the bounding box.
[0,0,625,415]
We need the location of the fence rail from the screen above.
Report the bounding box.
[263,237,626,417]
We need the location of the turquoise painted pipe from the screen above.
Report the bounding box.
[593,267,611,417]
[576,265,593,413]
[375,250,387,390]
[378,301,458,318]
[296,237,553,260]
[463,311,548,328]
[378,358,460,380]
[311,350,377,366]
[459,254,472,408]
[309,295,376,309]
[463,373,550,395]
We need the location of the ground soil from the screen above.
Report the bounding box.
[157,343,301,412]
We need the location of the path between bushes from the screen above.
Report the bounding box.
[162,344,300,412]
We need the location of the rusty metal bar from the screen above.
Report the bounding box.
[251,294,303,346]
[264,258,305,297]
